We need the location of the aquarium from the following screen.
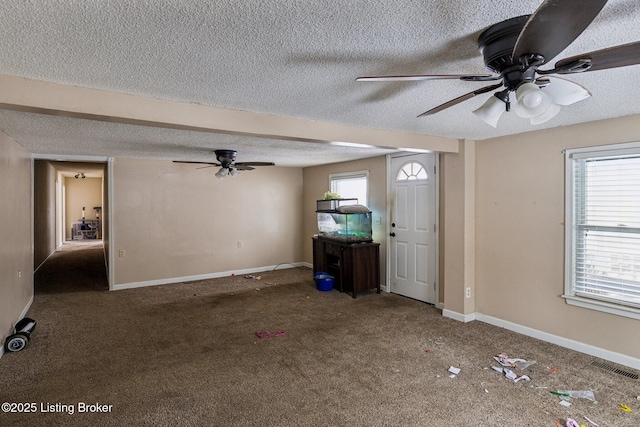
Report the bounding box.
[316,198,358,212]
[316,203,372,243]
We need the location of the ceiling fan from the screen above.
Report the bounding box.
[357,0,640,127]
[173,149,275,179]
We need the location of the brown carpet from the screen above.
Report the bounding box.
[1,241,639,426]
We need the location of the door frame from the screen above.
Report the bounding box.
[33,154,114,291]
[385,152,440,306]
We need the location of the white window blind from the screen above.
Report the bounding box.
[330,171,368,206]
[567,146,640,312]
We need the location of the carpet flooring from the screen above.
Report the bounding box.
[1,241,639,426]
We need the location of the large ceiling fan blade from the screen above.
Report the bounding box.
[417,83,503,117]
[512,0,608,65]
[539,76,591,106]
[173,161,220,166]
[234,165,255,171]
[234,162,275,167]
[356,74,498,82]
[554,41,640,73]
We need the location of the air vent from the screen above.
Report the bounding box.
[591,361,639,380]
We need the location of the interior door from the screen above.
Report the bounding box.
[389,153,437,304]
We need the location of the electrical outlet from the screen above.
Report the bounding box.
[237,241,242,248]
[17,270,21,280]
[466,287,471,298]
[119,249,125,257]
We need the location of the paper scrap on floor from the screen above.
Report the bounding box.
[494,353,536,370]
[491,366,530,382]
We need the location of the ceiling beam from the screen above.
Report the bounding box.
[0,74,458,154]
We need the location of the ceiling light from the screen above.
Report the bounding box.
[513,83,552,119]
[543,77,591,106]
[229,168,239,178]
[530,103,561,125]
[473,95,506,128]
[215,168,228,179]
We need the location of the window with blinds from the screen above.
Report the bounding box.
[329,171,368,207]
[565,143,640,317]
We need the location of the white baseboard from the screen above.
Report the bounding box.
[112,262,309,291]
[442,309,476,323]
[475,313,640,371]
[0,294,34,359]
[443,309,640,371]
[34,249,57,274]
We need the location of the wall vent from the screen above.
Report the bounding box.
[591,361,639,380]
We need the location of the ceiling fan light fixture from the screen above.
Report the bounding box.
[215,167,228,179]
[542,77,591,106]
[229,168,239,178]
[473,95,506,128]
[530,102,562,125]
[514,83,552,119]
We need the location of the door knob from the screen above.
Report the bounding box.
[390,232,396,237]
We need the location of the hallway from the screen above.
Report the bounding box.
[35,241,108,294]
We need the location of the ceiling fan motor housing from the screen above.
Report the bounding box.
[215,149,237,168]
[478,15,536,90]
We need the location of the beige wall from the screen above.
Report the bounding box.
[111,158,304,286]
[475,115,640,358]
[302,156,387,284]
[0,130,33,348]
[441,141,476,314]
[34,161,57,268]
[64,176,102,240]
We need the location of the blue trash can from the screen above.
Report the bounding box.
[313,272,335,292]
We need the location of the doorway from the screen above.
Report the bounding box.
[33,158,111,292]
[388,153,438,304]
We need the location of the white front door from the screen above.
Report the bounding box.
[389,153,437,304]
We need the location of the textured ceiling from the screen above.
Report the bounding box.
[0,1,639,167]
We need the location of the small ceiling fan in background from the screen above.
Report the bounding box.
[173,149,275,179]
[357,0,640,127]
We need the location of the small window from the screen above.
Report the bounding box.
[329,171,368,207]
[564,142,640,320]
[396,161,428,182]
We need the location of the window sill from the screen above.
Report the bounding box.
[562,294,640,321]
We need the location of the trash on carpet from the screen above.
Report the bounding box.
[245,275,261,280]
[617,403,632,412]
[448,366,461,378]
[553,390,596,402]
[255,329,286,341]
[491,366,530,382]
[564,418,580,427]
[583,415,600,426]
[493,353,536,370]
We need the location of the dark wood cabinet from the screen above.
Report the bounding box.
[312,236,380,298]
